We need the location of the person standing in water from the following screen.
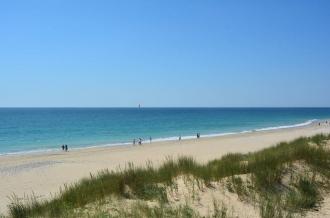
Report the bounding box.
[149,136,152,143]
[65,144,68,152]
[133,139,136,145]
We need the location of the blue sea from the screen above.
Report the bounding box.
[0,108,330,155]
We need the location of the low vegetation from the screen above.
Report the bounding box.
[8,134,330,218]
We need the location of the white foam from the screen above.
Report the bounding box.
[0,148,59,157]
[255,119,317,132]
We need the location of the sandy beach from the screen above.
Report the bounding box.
[1,121,330,214]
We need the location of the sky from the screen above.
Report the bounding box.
[0,0,330,107]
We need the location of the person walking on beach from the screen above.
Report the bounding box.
[179,135,181,141]
[139,138,142,145]
[61,145,65,151]
[65,144,68,152]
[133,139,136,145]
[197,133,200,139]
[149,136,152,143]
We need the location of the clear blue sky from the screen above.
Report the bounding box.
[1,0,329,107]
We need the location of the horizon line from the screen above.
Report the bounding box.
[1,106,330,109]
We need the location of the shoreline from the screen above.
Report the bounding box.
[1,120,330,214]
[0,118,322,157]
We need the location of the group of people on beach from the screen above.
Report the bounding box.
[318,120,330,126]
[133,137,152,145]
[133,138,143,145]
[61,144,68,152]
[132,133,201,145]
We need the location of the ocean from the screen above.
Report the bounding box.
[0,108,330,155]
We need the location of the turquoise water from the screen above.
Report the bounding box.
[0,108,330,155]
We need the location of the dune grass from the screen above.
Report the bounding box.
[8,134,330,218]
